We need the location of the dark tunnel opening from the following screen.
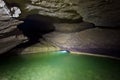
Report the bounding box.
[17,15,55,43]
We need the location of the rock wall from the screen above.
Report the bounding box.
[2,0,120,56]
[77,0,120,27]
[4,0,120,26]
[0,1,26,54]
[0,19,26,54]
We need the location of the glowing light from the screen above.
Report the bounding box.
[58,50,70,54]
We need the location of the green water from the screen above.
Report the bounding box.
[0,52,120,80]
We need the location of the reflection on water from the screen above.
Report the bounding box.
[0,52,120,80]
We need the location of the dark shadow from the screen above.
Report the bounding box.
[19,14,82,23]
[18,15,55,42]
[0,15,56,56]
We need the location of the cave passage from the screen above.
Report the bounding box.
[18,16,55,42]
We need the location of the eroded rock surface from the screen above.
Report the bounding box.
[0,19,26,54]
[54,22,95,33]
[44,28,120,56]
[77,0,120,27]
[4,0,120,26]
[27,0,81,20]
[0,1,26,54]
[2,0,120,56]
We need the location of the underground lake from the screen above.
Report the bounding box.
[1,0,120,80]
[0,51,120,80]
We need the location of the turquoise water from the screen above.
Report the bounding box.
[0,52,120,80]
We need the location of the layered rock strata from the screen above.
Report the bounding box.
[2,0,120,57]
[0,1,26,54]
[4,0,120,26]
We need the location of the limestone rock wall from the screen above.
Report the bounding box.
[1,0,120,56]
[0,1,26,54]
[77,0,120,27]
[4,0,120,27]
[0,19,26,54]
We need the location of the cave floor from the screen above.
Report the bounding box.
[0,52,120,80]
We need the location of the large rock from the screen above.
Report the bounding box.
[44,28,120,57]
